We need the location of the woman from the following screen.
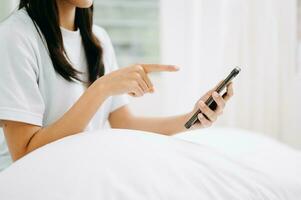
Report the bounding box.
[0,0,233,171]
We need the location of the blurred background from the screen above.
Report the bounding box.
[0,0,300,148]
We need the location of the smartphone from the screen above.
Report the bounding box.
[184,67,241,129]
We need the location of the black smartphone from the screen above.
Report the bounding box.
[184,67,241,129]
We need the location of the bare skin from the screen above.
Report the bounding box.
[3,0,234,161]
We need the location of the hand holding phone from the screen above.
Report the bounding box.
[184,67,241,129]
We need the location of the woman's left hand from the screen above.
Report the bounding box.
[189,82,234,129]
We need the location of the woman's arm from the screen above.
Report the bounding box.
[3,82,108,161]
[109,106,190,135]
[3,64,178,161]
[109,83,234,135]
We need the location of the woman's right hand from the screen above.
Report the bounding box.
[96,64,179,97]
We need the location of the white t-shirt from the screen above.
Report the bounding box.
[0,9,129,171]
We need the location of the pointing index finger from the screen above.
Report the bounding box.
[142,64,180,73]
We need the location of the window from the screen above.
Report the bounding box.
[93,0,160,67]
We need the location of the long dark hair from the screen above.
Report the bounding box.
[19,0,105,85]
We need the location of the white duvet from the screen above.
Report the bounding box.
[0,128,300,200]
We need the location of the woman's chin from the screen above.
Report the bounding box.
[65,0,93,9]
[78,3,93,9]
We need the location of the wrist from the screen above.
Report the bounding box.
[93,78,112,99]
[185,110,194,120]
[178,113,193,133]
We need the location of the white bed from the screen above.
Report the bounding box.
[0,128,300,199]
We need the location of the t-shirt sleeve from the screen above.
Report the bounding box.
[96,26,130,113]
[0,27,45,126]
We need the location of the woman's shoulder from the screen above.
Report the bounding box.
[92,25,118,71]
[92,25,109,39]
[93,25,116,55]
[92,25,113,47]
[0,9,38,45]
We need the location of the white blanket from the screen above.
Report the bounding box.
[0,128,300,200]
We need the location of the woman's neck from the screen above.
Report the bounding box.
[56,0,77,31]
